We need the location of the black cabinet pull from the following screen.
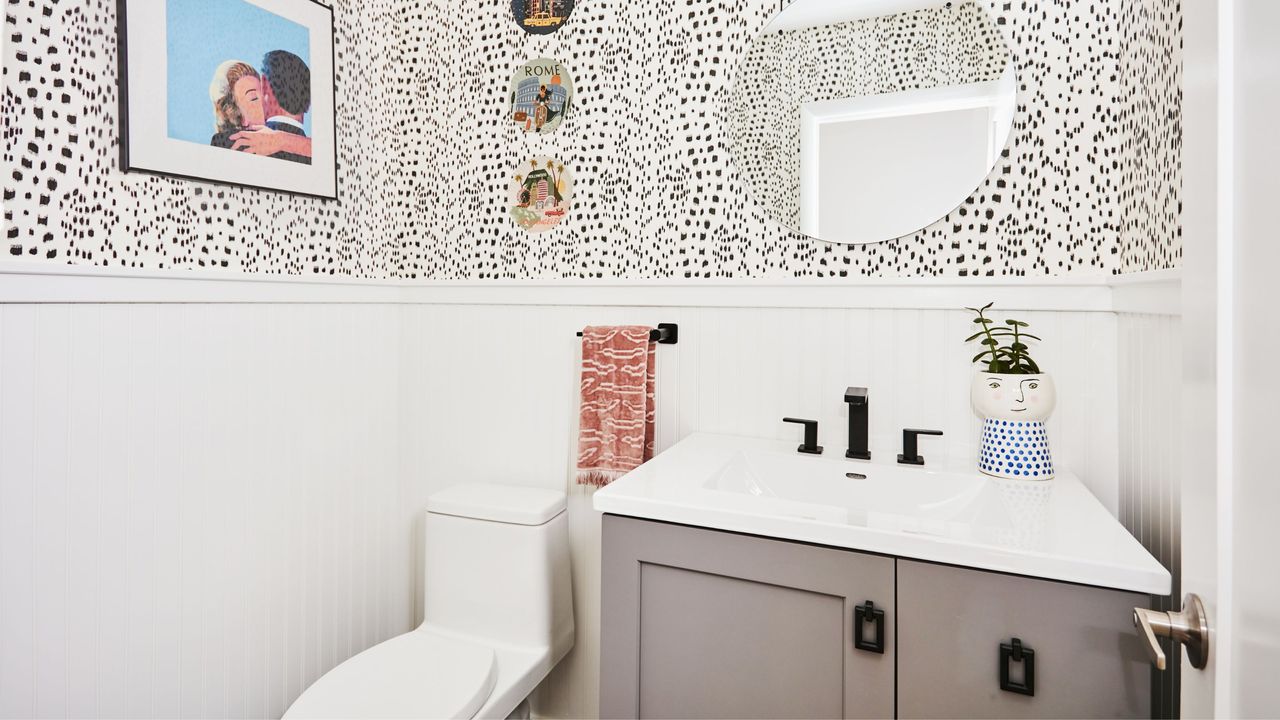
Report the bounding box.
[999,638,1036,696]
[854,601,886,654]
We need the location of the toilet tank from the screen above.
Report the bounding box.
[423,484,573,660]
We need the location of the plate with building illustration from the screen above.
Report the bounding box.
[511,0,575,35]
[509,58,574,135]
[509,157,574,233]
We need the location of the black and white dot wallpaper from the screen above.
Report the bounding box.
[2,0,410,275]
[1116,0,1183,273]
[1,0,1181,279]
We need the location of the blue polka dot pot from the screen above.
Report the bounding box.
[979,419,1055,481]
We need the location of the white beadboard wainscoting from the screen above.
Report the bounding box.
[1119,313,1183,581]
[399,303,1122,719]
[0,304,410,720]
[0,268,1180,720]
[1117,312,1184,720]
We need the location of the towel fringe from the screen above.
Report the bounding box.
[576,469,627,487]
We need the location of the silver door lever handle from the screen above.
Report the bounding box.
[1133,593,1210,670]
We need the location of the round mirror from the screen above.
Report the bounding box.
[726,0,1016,245]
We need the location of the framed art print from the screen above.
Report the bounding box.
[118,0,337,199]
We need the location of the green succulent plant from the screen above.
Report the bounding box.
[965,302,1043,375]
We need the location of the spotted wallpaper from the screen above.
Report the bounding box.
[1116,0,1184,273]
[2,0,408,275]
[2,0,1181,279]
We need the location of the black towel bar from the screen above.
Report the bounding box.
[576,323,679,345]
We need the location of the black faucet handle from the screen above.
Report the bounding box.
[845,387,869,405]
[783,418,823,455]
[899,428,944,466]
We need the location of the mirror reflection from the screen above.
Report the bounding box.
[727,0,1016,245]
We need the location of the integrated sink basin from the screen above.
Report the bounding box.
[705,448,996,527]
[593,433,1171,594]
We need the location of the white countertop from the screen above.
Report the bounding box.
[593,433,1172,595]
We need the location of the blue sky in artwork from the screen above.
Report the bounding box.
[166,0,312,143]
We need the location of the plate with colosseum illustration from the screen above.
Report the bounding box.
[508,58,575,135]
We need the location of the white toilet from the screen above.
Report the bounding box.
[284,484,574,719]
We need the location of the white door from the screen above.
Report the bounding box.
[1178,0,1280,716]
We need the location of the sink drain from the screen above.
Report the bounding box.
[845,472,868,480]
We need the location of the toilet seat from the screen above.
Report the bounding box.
[283,629,497,719]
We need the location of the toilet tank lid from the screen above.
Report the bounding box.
[427,484,567,526]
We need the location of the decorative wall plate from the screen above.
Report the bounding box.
[509,157,574,233]
[509,58,574,135]
[511,0,575,35]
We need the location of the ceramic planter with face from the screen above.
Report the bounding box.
[972,372,1057,481]
[971,373,1057,421]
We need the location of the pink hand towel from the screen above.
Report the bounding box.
[576,326,656,487]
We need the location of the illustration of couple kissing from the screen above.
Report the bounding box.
[208,50,312,165]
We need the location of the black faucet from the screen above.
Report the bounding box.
[783,418,823,455]
[844,387,871,460]
[899,429,944,466]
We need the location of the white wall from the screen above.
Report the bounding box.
[808,106,996,243]
[0,273,1177,720]
[1229,0,1280,710]
[1116,311,1183,718]
[1118,312,1183,582]
[398,302,1123,719]
[1177,0,1218,713]
[0,304,410,720]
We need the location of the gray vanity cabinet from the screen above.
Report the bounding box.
[896,560,1151,719]
[601,515,1155,719]
[600,514,896,719]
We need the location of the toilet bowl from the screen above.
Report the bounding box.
[284,484,574,719]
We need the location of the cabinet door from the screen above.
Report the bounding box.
[600,515,894,720]
[897,560,1151,719]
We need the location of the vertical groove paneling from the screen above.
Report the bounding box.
[395,303,1127,720]
[66,305,105,719]
[122,305,159,720]
[1,301,1145,720]
[150,305,183,719]
[33,306,71,719]
[1,306,38,720]
[0,304,408,720]
[1117,312,1183,719]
